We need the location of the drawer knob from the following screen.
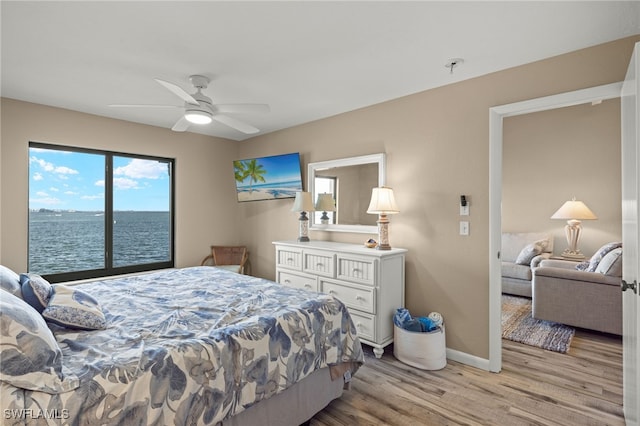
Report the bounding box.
[356,322,363,329]
[356,295,365,301]
[329,290,337,295]
[304,284,312,289]
[284,280,291,284]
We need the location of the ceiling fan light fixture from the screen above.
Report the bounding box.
[184,109,212,124]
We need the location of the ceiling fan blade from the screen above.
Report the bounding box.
[109,104,181,108]
[154,78,199,105]
[215,104,270,114]
[171,116,191,132]
[212,115,259,134]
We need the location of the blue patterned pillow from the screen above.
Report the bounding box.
[586,242,622,272]
[42,285,107,330]
[0,291,78,393]
[0,265,22,299]
[20,273,52,313]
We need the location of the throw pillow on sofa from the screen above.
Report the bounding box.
[594,247,623,277]
[515,239,549,266]
[585,242,622,272]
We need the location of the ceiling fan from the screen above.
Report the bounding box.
[110,75,269,134]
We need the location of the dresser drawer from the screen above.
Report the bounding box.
[278,270,318,292]
[321,279,375,314]
[303,250,335,278]
[276,247,303,271]
[336,255,376,285]
[349,311,376,342]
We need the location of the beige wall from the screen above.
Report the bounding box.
[1,36,638,362]
[0,99,242,272]
[503,100,622,256]
[236,36,640,360]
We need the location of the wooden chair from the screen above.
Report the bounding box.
[201,245,249,274]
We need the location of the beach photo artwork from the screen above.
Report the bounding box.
[234,152,303,202]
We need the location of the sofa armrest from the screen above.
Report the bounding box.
[538,259,579,269]
[533,266,620,287]
[530,253,551,268]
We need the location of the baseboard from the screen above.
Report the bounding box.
[446,347,491,371]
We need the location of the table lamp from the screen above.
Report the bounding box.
[291,191,314,242]
[551,197,597,260]
[367,187,400,250]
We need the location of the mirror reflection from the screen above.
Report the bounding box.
[308,154,386,233]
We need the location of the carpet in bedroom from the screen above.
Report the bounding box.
[501,295,575,353]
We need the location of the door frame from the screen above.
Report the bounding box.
[488,82,623,372]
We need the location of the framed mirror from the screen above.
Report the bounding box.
[308,153,386,233]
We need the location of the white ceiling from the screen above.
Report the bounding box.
[2,1,639,141]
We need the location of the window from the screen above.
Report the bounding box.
[28,143,174,282]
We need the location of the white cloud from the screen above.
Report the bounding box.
[33,172,43,181]
[81,194,104,201]
[95,180,105,187]
[114,159,166,180]
[49,187,59,192]
[36,191,49,197]
[114,177,139,190]
[30,156,79,175]
[54,166,78,175]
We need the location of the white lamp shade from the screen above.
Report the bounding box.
[315,193,336,212]
[551,199,597,220]
[291,191,315,212]
[367,187,399,214]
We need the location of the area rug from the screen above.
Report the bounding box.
[502,295,575,353]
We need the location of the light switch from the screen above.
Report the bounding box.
[460,204,469,216]
[460,221,469,236]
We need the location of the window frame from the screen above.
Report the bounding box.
[28,142,175,282]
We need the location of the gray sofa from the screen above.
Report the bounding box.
[501,232,553,297]
[532,245,622,335]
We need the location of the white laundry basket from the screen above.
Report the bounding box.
[393,323,447,370]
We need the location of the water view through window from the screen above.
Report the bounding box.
[28,144,173,280]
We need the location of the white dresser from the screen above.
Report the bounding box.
[273,240,407,358]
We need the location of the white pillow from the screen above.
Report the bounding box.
[0,291,78,393]
[515,240,547,266]
[595,247,623,276]
[586,242,622,272]
[0,265,22,299]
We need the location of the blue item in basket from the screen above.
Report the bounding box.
[394,308,439,332]
[393,308,422,332]
[418,316,438,332]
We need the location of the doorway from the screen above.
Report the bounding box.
[488,82,623,372]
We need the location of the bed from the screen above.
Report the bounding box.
[0,266,364,425]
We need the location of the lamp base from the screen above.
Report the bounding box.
[297,236,310,242]
[560,249,585,260]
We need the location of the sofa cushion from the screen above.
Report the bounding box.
[502,262,533,281]
[595,247,623,277]
[586,242,622,272]
[501,233,553,263]
[515,239,549,266]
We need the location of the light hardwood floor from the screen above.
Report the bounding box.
[311,330,623,425]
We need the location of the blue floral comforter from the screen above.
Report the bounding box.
[5,267,363,425]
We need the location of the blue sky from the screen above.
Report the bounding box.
[29,147,170,211]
